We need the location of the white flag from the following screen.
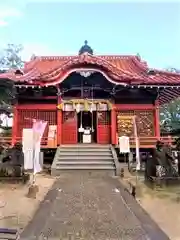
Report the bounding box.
[32,120,47,174]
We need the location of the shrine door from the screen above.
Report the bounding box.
[62,111,77,144]
[97,111,111,144]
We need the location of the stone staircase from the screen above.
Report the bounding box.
[51,144,116,176]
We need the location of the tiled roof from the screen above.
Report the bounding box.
[1,53,180,86]
[0,53,180,105]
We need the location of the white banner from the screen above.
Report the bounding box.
[32,120,47,174]
[119,136,130,153]
[133,116,140,171]
[22,128,34,170]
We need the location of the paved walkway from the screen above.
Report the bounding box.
[20,174,169,240]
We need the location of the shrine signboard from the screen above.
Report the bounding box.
[119,136,130,153]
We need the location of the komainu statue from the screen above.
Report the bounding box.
[154,141,177,178]
[0,142,24,177]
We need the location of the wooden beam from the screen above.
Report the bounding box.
[18,96,57,100]
[16,104,57,110]
[115,104,154,110]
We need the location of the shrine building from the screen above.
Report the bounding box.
[1,41,180,149]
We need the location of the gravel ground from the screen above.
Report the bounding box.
[20,173,169,240]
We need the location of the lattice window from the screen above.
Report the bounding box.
[117,110,134,116]
[17,110,57,137]
[97,111,110,125]
[116,110,154,137]
[135,110,154,136]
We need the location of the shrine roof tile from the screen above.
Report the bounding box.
[0,54,180,86]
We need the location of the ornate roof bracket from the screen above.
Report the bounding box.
[75,70,95,78]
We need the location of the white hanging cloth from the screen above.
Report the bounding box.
[133,116,140,171]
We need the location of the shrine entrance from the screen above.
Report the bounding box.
[77,111,97,143]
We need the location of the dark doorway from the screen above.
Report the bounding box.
[77,111,97,143]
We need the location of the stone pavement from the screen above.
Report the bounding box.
[20,174,170,240]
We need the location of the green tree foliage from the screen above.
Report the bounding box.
[165,67,180,73]
[160,68,180,132]
[160,99,180,132]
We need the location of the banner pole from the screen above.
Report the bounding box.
[133,116,140,185]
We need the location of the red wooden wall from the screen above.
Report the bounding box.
[16,109,57,145]
[13,103,159,147]
[97,111,111,144]
[61,111,77,144]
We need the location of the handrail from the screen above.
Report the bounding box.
[115,134,175,146]
[0,135,176,148]
[0,137,51,145]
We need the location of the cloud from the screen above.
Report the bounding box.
[0,5,22,27]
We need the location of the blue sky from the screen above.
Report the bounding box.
[0,1,179,69]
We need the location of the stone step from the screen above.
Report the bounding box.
[59,148,111,152]
[56,164,114,169]
[55,165,115,170]
[51,168,115,177]
[60,144,110,148]
[51,144,116,177]
[56,158,114,162]
[59,149,110,152]
[58,152,112,156]
[57,156,113,160]
[60,146,110,150]
[56,161,114,165]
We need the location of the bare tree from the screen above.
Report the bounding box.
[0,44,23,70]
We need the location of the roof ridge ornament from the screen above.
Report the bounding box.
[79,40,93,55]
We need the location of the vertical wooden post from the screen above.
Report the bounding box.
[57,110,62,145]
[111,105,117,145]
[57,90,62,146]
[155,99,160,140]
[12,105,18,146]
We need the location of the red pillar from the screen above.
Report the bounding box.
[155,99,160,139]
[12,105,18,146]
[57,96,62,146]
[111,105,117,145]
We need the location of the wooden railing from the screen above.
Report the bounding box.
[0,137,55,148]
[0,135,176,149]
[116,135,175,148]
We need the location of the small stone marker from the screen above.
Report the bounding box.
[27,184,39,199]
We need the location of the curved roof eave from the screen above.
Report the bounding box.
[32,53,144,85]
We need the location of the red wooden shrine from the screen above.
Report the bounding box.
[1,42,180,148]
